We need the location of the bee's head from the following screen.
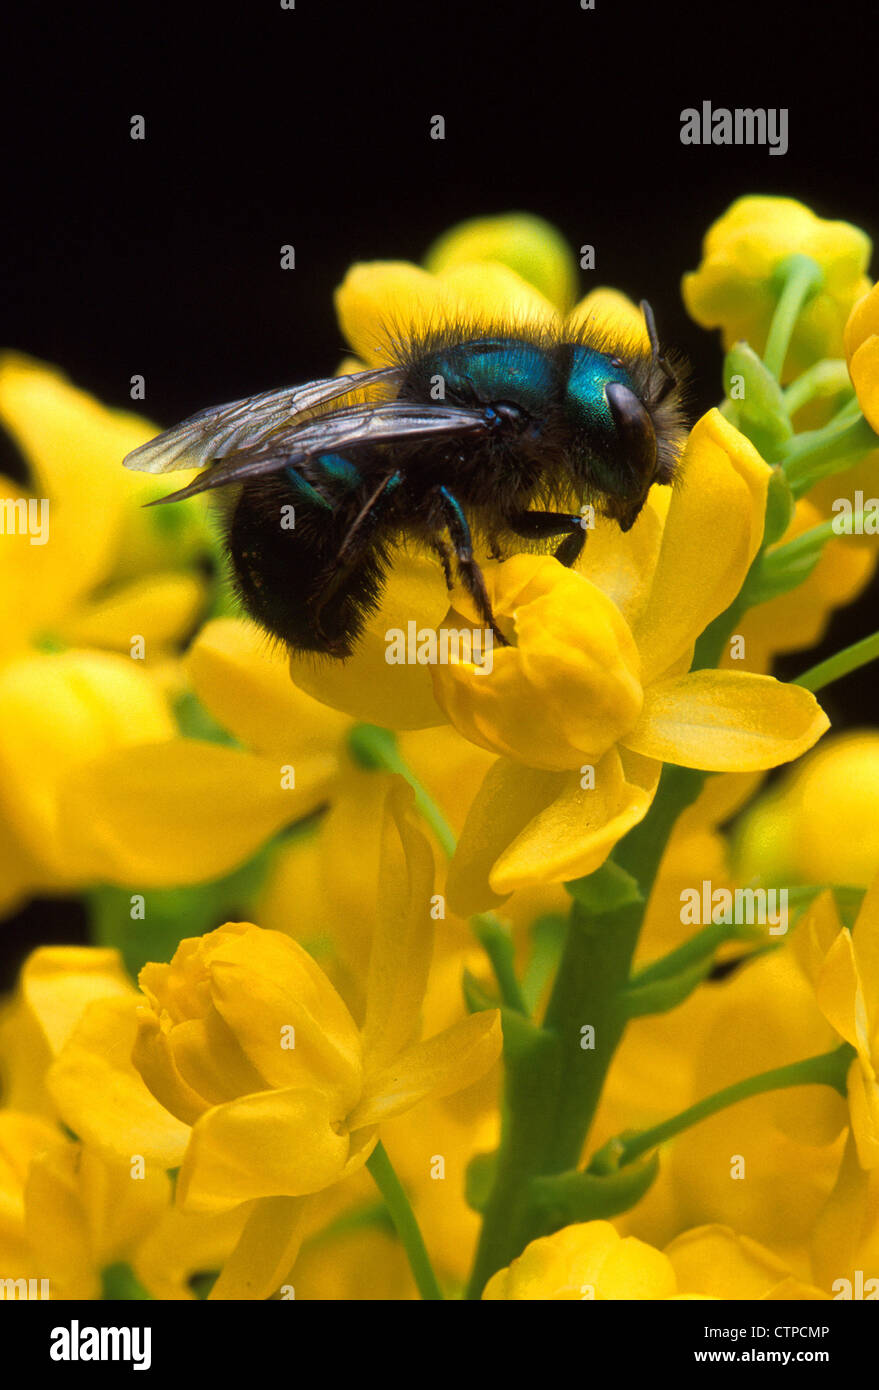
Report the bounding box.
[563,343,686,529]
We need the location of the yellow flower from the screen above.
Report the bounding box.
[800,875,879,1168]
[424,212,578,313]
[810,1132,879,1296]
[0,356,214,908]
[264,234,828,909]
[0,1113,169,1300]
[734,732,879,889]
[46,785,502,1297]
[55,617,347,886]
[483,1220,678,1299]
[439,413,826,911]
[0,354,210,660]
[0,947,246,1299]
[664,1226,828,1300]
[682,196,872,378]
[844,281,879,431]
[482,1220,825,1299]
[595,942,844,1267]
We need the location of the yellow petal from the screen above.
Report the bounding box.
[132,1008,212,1127]
[483,1220,676,1300]
[0,354,151,606]
[425,213,578,312]
[205,928,363,1109]
[288,549,450,729]
[58,740,336,885]
[848,334,879,433]
[631,410,771,684]
[335,261,558,367]
[177,1088,355,1212]
[0,649,176,870]
[361,782,437,1074]
[62,572,207,656]
[432,556,643,770]
[666,1224,806,1299]
[847,1055,879,1169]
[853,869,879,1026]
[813,927,866,1052]
[21,946,133,1056]
[625,670,829,771]
[566,288,651,352]
[844,282,879,361]
[47,996,190,1168]
[810,1130,870,1290]
[23,1138,98,1298]
[209,1195,310,1300]
[351,1010,502,1128]
[186,617,351,757]
[447,748,658,914]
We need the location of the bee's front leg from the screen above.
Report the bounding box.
[434,486,509,648]
[506,509,587,567]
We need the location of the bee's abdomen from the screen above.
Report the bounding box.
[225,476,389,657]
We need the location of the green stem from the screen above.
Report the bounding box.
[629,919,737,988]
[472,913,527,1012]
[780,413,876,495]
[366,1142,444,1300]
[589,1044,852,1174]
[348,723,456,856]
[794,630,879,693]
[465,763,707,1297]
[762,254,824,380]
[782,360,853,418]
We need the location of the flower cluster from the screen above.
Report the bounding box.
[1,199,878,1300]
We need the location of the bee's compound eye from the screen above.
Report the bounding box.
[604,382,657,481]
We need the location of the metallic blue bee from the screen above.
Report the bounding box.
[124,303,686,656]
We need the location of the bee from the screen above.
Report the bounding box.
[124,302,687,656]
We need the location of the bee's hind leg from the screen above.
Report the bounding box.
[434,486,509,648]
[430,535,454,589]
[507,509,587,567]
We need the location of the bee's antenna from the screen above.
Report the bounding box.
[640,299,677,402]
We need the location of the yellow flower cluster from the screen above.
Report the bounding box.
[1,199,878,1303]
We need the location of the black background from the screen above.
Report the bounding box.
[0,0,877,973]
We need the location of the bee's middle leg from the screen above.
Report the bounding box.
[434,486,509,648]
[430,535,454,589]
[507,509,587,567]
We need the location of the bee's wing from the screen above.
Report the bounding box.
[123,366,405,474]
[149,401,489,504]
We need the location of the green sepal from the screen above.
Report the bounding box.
[347,723,399,770]
[100,1262,154,1301]
[465,1151,498,1214]
[521,912,567,1014]
[763,466,796,546]
[462,968,497,1014]
[528,1151,659,1226]
[742,529,828,606]
[723,342,793,455]
[566,859,642,916]
[496,1006,556,1064]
